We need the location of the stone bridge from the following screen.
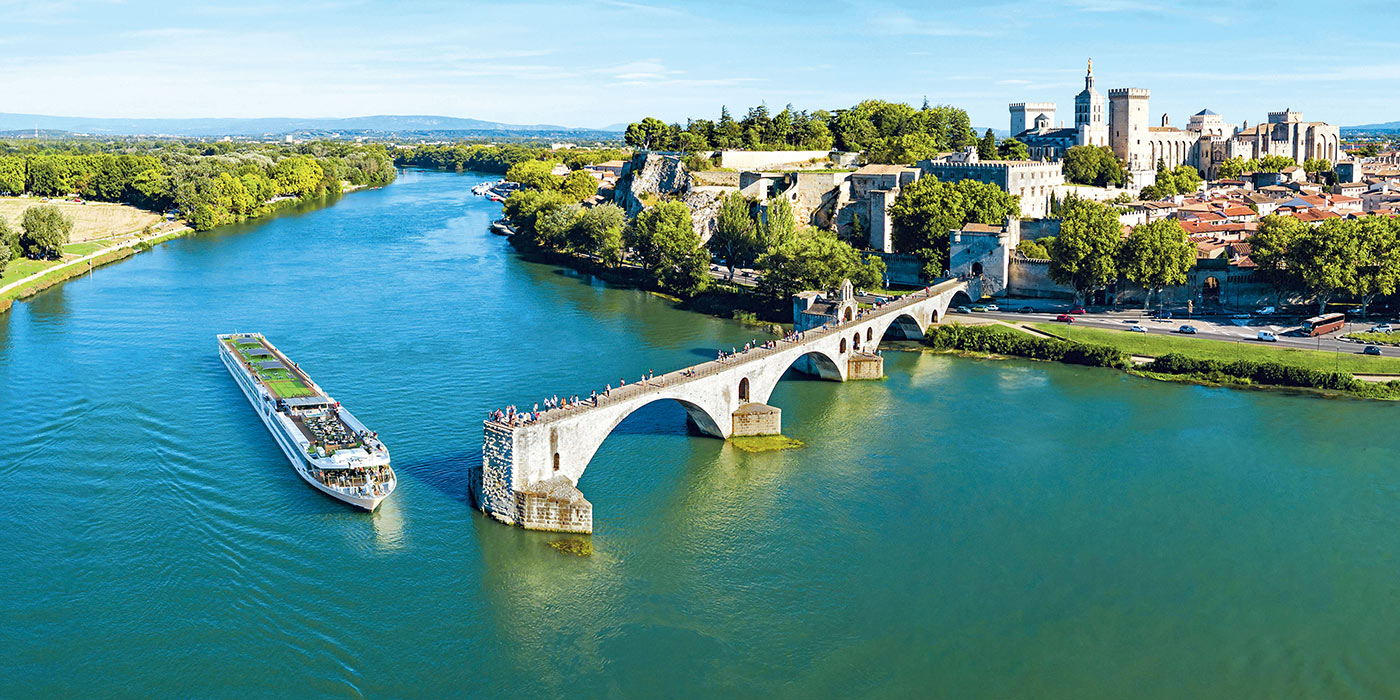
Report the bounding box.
[477,277,979,533]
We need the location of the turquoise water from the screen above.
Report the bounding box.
[4,169,1400,698]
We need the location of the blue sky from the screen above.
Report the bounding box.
[1,0,1396,129]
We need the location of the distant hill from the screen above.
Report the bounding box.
[0,113,624,138]
[1344,121,1400,132]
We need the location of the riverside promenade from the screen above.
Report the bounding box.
[477,277,979,533]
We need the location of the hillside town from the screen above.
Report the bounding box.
[491,59,1398,319]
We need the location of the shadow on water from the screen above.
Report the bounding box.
[400,448,481,508]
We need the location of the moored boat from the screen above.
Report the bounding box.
[218,333,396,510]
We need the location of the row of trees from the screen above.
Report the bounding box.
[1014,198,1195,307]
[885,175,1022,278]
[503,187,885,301]
[0,205,76,275]
[0,143,397,231]
[503,161,599,201]
[393,144,630,175]
[624,100,978,164]
[1213,155,1319,179]
[1251,214,1400,316]
[1138,161,1204,200]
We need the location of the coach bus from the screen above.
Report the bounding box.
[1302,312,1345,336]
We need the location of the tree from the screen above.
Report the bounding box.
[1302,158,1332,176]
[1048,199,1121,303]
[502,189,570,246]
[1173,165,1202,193]
[1118,219,1194,309]
[1215,157,1247,179]
[558,170,599,202]
[624,117,673,150]
[1290,218,1358,315]
[567,204,626,263]
[999,138,1029,161]
[758,196,798,253]
[709,193,759,279]
[19,205,74,260]
[887,176,1020,278]
[0,217,13,276]
[534,204,580,251]
[1250,214,1304,305]
[504,160,561,191]
[757,228,880,300]
[1063,145,1126,187]
[626,201,709,296]
[1348,217,1400,318]
[270,155,323,197]
[0,156,25,195]
[977,129,998,160]
[1016,238,1050,259]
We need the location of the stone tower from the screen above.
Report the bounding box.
[1009,102,1056,137]
[1074,59,1108,147]
[1109,87,1151,171]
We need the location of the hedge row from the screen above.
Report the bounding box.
[1146,353,1362,391]
[923,324,1131,369]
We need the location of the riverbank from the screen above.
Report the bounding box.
[925,322,1400,401]
[0,186,384,316]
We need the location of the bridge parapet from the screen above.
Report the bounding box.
[476,277,975,533]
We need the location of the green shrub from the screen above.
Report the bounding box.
[1147,353,1362,391]
[924,324,1129,369]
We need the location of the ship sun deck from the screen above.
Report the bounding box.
[225,335,317,399]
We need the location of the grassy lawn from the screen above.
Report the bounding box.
[1346,330,1400,347]
[0,257,59,288]
[62,241,109,257]
[1033,322,1400,375]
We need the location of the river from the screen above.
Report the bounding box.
[4,168,1400,698]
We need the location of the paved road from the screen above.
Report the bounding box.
[960,304,1396,358]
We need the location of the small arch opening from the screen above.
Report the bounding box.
[866,328,873,341]
[839,338,848,354]
[553,453,560,471]
[738,377,750,402]
[843,307,854,322]
[852,332,861,349]
[972,261,984,275]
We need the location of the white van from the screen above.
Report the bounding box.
[1257,330,1278,342]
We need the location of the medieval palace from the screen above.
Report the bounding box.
[1011,60,1341,182]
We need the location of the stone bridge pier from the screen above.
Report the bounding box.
[477,278,978,534]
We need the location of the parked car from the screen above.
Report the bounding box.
[1070,307,1087,314]
[1256,306,1275,315]
[1177,325,1198,334]
[983,304,999,312]
[955,306,971,314]
[1231,312,1251,319]
[1129,325,1147,333]
[970,305,988,312]
[1017,306,1034,313]
[1372,324,1393,334]
[1056,314,1075,323]
[1365,345,1383,356]
[1257,330,1278,342]
[1151,310,1173,319]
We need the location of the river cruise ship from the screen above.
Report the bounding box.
[218,333,395,510]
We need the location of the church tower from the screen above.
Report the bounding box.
[1074,59,1108,147]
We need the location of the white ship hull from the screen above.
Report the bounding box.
[220,338,394,511]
